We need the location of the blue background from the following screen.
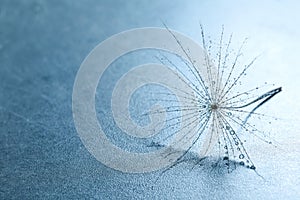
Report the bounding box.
[1,0,299,199]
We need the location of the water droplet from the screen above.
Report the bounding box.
[226,126,230,130]
[223,156,229,160]
[239,154,245,159]
[240,161,245,166]
[250,165,256,170]
[227,112,232,116]
[230,130,235,135]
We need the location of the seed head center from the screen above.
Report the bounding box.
[210,104,218,110]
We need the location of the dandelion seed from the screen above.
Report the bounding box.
[136,25,281,176]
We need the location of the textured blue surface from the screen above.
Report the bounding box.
[1,0,300,199]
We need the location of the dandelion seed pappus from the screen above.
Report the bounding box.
[145,24,282,176]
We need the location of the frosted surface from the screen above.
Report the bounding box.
[1,0,299,199]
